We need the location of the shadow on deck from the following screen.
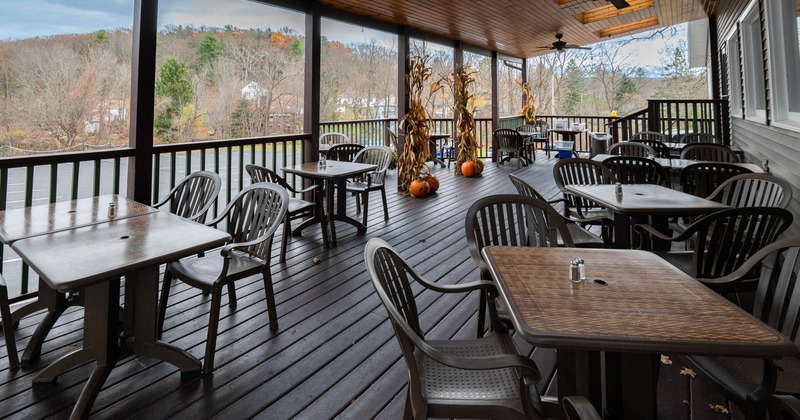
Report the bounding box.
[0,153,741,419]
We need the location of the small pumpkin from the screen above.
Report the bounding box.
[423,174,439,193]
[410,179,430,197]
[461,161,477,177]
[475,159,485,174]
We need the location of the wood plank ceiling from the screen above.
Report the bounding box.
[320,0,716,58]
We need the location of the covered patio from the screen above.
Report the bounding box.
[1,0,799,418]
[0,156,742,418]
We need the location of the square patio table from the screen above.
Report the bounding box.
[565,184,729,249]
[11,210,230,419]
[482,246,797,420]
[0,194,158,365]
[282,161,377,245]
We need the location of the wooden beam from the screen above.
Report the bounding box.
[709,14,721,101]
[129,0,158,204]
[595,16,660,38]
[576,0,654,24]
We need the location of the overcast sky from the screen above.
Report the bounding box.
[0,0,680,69]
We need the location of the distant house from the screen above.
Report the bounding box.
[241,82,266,102]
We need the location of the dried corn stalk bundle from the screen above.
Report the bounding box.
[398,54,433,194]
[519,80,536,124]
[447,65,479,175]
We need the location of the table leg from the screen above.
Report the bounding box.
[613,213,632,249]
[289,179,330,249]
[326,179,338,245]
[21,281,71,366]
[328,177,368,244]
[556,349,603,413]
[603,352,659,420]
[33,279,120,420]
[124,267,201,376]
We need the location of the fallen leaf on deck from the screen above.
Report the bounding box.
[660,355,672,365]
[708,404,729,414]
[679,367,697,378]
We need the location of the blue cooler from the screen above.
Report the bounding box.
[556,141,574,159]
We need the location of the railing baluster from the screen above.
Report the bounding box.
[71,161,80,200]
[49,163,58,203]
[93,159,101,197]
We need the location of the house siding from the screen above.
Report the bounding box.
[718,0,800,237]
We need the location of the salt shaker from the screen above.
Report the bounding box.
[319,154,327,168]
[108,202,116,219]
[577,258,586,281]
[615,182,623,201]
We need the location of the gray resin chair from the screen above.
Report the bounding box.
[365,238,601,420]
[630,131,669,143]
[326,143,364,162]
[603,155,667,186]
[319,132,350,146]
[631,138,672,158]
[682,237,800,418]
[509,173,604,248]
[0,274,19,368]
[552,158,616,243]
[466,194,575,337]
[494,128,528,167]
[680,161,754,198]
[347,146,392,225]
[707,173,793,209]
[608,141,656,158]
[680,143,740,163]
[157,183,288,374]
[246,164,328,262]
[636,207,793,292]
[153,170,222,223]
[680,132,721,144]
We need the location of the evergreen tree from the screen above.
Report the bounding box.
[155,57,193,140]
[562,60,584,114]
[197,33,224,68]
[614,74,637,106]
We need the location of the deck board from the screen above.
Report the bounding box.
[0,154,738,419]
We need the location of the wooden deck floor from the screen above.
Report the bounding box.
[1,153,743,419]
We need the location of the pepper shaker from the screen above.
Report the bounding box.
[615,182,623,201]
[569,259,583,286]
[108,202,116,219]
[577,258,586,281]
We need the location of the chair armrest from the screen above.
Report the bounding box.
[220,236,269,257]
[294,184,317,194]
[152,194,171,210]
[767,395,800,418]
[562,396,602,420]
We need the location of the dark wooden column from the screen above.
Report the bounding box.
[491,51,499,162]
[397,26,410,155]
[522,58,529,111]
[128,0,158,204]
[708,14,722,101]
[304,3,322,163]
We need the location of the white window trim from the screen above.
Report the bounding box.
[765,0,800,132]
[727,34,743,118]
[740,4,766,122]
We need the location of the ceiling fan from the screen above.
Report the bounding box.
[605,0,631,9]
[538,33,592,53]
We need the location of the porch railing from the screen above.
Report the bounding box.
[609,99,730,145]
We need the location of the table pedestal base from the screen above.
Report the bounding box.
[32,267,202,419]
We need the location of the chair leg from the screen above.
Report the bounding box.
[157,270,174,340]
[0,283,20,369]
[226,282,237,308]
[261,268,279,330]
[380,188,389,221]
[203,284,224,375]
[362,192,369,226]
[476,291,487,338]
[317,202,330,249]
[403,390,414,420]
[280,214,290,263]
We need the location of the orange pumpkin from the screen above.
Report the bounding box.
[410,179,430,197]
[423,175,439,193]
[475,159,485,174]
[461,161,477,177]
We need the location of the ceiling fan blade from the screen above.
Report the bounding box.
[564,45,592,50]
[608,0,631,9]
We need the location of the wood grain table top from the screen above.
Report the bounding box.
[0,194,156,244]
[11,211,230,293]
[565,184,729,215]
[282,161,377,179]
[483,246,797,358]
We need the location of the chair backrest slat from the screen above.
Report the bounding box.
[680,143,739,163]
[603,156,667,185]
